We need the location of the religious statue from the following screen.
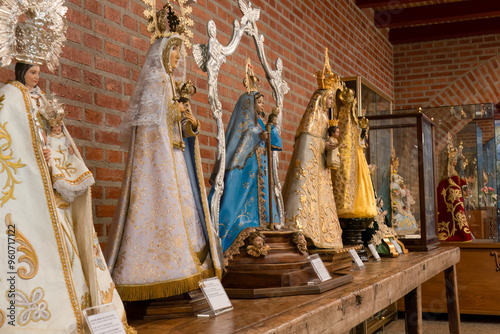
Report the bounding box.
[282,48,343,249]
[326,119,341,169]
[0,1,133,331]
[45,99,95,202]
[437,134,472,241]
[332,91,377,219]
[104,1,223,301]
[209,58,282,265]
[382,150,419,235]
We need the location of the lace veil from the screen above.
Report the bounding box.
[120,36,186,146]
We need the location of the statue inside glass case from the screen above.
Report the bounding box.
[208,59,282,264]
[282,49,343,249]
[437,134,473,241]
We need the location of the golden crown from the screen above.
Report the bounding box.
[44,96,67,127]
[0,0,68,72]
[243,58,261,94]
[178,80,196,99]
[143,0,194,49]
[359,117,369,129]
[445,132,457,159]
[328,119,339,127]
[316,48,340,90]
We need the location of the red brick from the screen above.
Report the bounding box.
[96,204,116,217]
[65,124,92,141]
[131,36,149,52]
[131,2,145,16]
[108,0,128,9]
[106,186,122,200]
[84,71,102,88]
[86,146,104,161]
[106,114,122,128]
[104,6,121,24]
[66,8,92,29]
[104,41,121,59]
[61,45,92,66]
[85,109,103,124]
[64,105,83,121]
[95,130,121,146]
[84,33,102,51]
[95,93,129,112]
[91,185,103,199]
[96,167,124,182]
[123,15,138,31]
[95,21,129,45]
[66,27,82,43]
[95,57,129,78]
[85,0,101,15]
[51,82,92,104]
[61,64,81,82]
[106,150,122,163]
[105,77,122,93]
[124,49,138,64]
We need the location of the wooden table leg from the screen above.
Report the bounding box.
[445,265,461,334]
[404,285,422,334]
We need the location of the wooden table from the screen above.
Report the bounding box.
[129,247,460,334]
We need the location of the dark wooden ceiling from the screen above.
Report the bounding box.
[355,0,500,44]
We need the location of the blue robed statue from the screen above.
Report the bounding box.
[209,71,282,264]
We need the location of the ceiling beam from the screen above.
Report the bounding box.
[375,1,500,28]
[389,17,500,44]
[356,0,429,9]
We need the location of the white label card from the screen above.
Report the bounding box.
[87,310,125,334]
[348,249,366,270]
[200,277,232,314]
[391,239,403,254]
[368,244,381,261]
[308,254,332,282]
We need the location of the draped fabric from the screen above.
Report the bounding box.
[282,89,343,249]
[437,175,472,241]
[104,36,222,301]
[0,81,130,333]
[209,92,282,264]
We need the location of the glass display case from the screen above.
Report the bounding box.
[342,76,392,117]
[395,103,499,242]
[366,112,439,251]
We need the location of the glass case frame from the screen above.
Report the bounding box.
[342,76,393,117]
[366,112,440,251]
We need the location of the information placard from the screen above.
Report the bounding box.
[83,304,125,334]
[199,277,233,317]
[307,254,332,282]
[391,239,404,255]
[348,249,366,270]
[368,244,381,261]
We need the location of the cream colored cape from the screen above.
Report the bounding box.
[0,82,133,333]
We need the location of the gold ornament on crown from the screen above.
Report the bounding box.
[328,119,339,127]
[316,48,340,90]
[359,117,369,130]
[142,0,194,50]
[243,58,261,94]
[44,96,66,127]
[0,0,68,72]
[177,79,197,99]
[445,132,457,159]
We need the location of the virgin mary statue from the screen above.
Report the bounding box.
[0,1,132,332]
[104,3,222,301]
[282,49,343,249]
[209,60,282,264]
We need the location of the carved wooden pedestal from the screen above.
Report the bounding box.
[222,230,354,298]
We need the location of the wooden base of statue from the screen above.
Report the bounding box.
[124,292,210,320]
[339,218,373,262]
[222,229,353,299]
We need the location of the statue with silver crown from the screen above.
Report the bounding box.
[0,1,133,332]
[208,58,283,266]
[104,0,223,304]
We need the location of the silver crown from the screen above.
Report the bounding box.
[0,0,68,72]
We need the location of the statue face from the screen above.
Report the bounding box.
[325,93,334,109]
[24,65,40,90]
[253,236,264,248]
[178,101,189,113]
[170,45,181,70]
[51,126,62,135]
[255,96,264,114]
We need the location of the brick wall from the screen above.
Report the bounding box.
[0,0,394,245]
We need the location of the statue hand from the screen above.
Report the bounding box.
[260,131,269,141]
[43,148,51,163]
[325,140,336,151]
[68,146,75,155]
[184,110,199,129]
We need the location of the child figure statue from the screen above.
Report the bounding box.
[45,99,95,203]
[326,119,341,169]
